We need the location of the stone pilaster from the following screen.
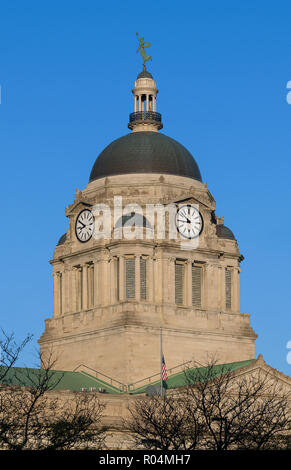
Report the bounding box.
[83,264,88,310]
[168,257,176,304]
[87,263,94,308]
[162,256,169,303]
[203,263,209,310]
[53,272,62,316]
[63,269,69,314]
[155,255,163,303]
[148,256,154,302]
[52,272,57,317]
[218,265,224,310]
[71,267,77,313]
[186,260,192,307]
[119,255,125,301]
[237,268,241,313]
[99,254,109,307]
[109,258,115,304]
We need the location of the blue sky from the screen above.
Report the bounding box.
[0,0,291,374]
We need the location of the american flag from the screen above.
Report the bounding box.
[161,355,168,382]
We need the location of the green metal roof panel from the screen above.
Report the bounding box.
[0,367,123,394]
[0,359,254,395]
[130,359,254,394]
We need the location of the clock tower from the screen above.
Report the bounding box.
[39,66,257,386]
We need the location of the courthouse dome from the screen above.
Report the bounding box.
[89,132,202,183]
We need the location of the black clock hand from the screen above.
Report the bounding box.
[78,221,85,228]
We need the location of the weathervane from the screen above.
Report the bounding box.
[136,32,152,69]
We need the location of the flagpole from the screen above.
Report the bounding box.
[160,327,163,397]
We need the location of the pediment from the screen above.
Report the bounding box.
[233,355,291,391]
[65,190,93,217]
[172,194,215,211]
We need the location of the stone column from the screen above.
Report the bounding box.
[99,254,109,306]
[168,257,176,304]
[203,263,209,310]
[218,265,224,310]
[83,264,88,310]
[93,260,98,306]
[232,267,240,313]
[76,267,83,311]
[207,263,218,311]
[146,94,149,112]
[63,269,69,314]
[86,263,93,308]
[148,257,154,302]
[54,272,62,316]
[162,256,170,303]
[109,258,115,304]
[237,268,241,312]
[153,257,158,302]
[186,260,192,307]
[52,273,57,317]
[99,257,105,306]
[119,255,125,301]
[71,267,77,313]
[155,255,163,303]
[135,255,140,301]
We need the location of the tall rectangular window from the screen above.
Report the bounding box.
[125,257,135,299]
[225,268,232,309]
[140,257,147,301]
[192,265,202,307]
[175,261,184,305]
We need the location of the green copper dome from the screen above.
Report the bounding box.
[89,132,202,183]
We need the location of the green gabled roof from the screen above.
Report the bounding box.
[130,359,254,394]
[0,367,123,394]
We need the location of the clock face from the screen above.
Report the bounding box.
[175,205,203,239]
[75,209,94,242]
